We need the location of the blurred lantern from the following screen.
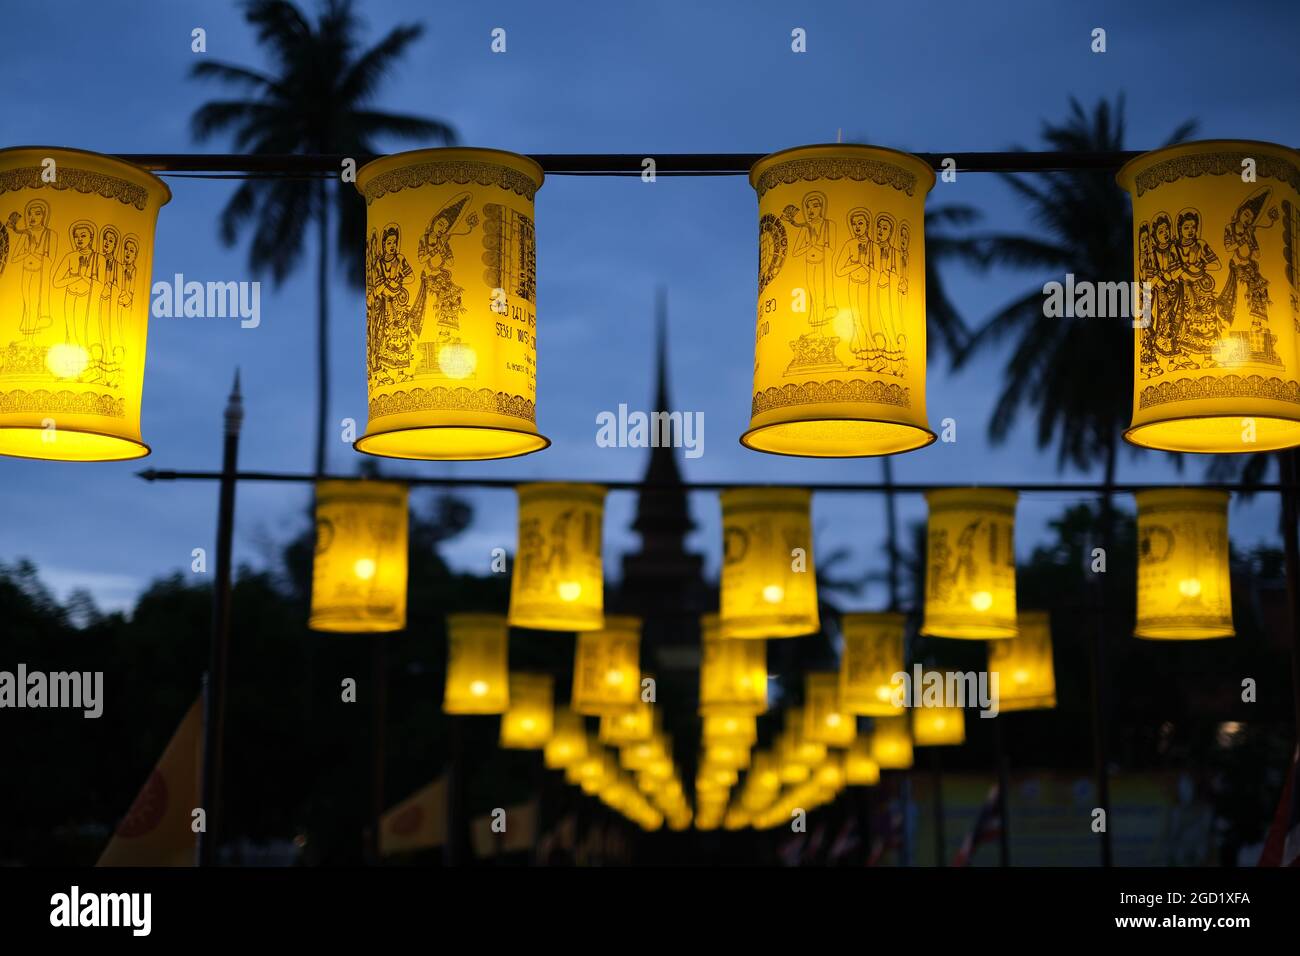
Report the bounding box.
[704,742,751,770]
[621,732,670,772]
[443,613,509,714]
[0,147,170,461]
[845,737,882,786]
[870,715,914,769]
[921,488,1018,639]
[913,693,966,747]
[599,689,657,745]
[1134,489,1234,639]
[571,616,642,714]
[804,673,855,746]
[508,483,605,631]
[720,487,819,638]
[353,148,548,460]
[499,673,554,748]
[1117,141,1300,452]
[780,708,827,765]
[698,613,768,714]
[309,480,408,632]
[989,611,1058,711]
[741,144,937,457]
[702,712,758,746]
[543,708,588,769]
[840,611,906,715]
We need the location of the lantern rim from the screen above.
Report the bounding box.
[749,142,937,194]
[739,418,937,457]
[919,622,1019,640]
[355,145,544,194]
[1116,138,1298,191]
[1134,625,1235,640]
[354,424,551,461]
[0,427,150,462]
[0,145,173,206]
[307,617,405,634]
[1124,414,1300,454]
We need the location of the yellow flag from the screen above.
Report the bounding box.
[471,801,539,858]
[380,777,448,856]
[98,697,202,867]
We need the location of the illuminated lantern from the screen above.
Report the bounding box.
[698,613,768,714]
[621,732,669,772]
[443,613,509,714]
[804,673,855,746]
[870,715,914,769]
[1117,141,1300,452]
[508,483,605,631]
[500,673,554,748]
[702,713,757,746]
[921,488,1018,639]
[780,708,826,766]
[0,147,170,461]
[989,611,1058,710]
[720,488,819,638]
[543,708,588,769]
[599,692,657,745]
[571,616,642,714]
[1134,489,1234,639]
[839,611,906,716]
[353,147,548,460]
[309,480,408,632]
[845,737,881,786]
[913,693,966,747]
[741,144,936,457]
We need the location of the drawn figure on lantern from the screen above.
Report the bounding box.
[92,224,122,382]
[837,207,878,369]
[2,200,56,345]
[117,234,140,357]
[782,191,844,374]
[873,213,904,371]
[1168,208,1224,369]
[367,222,415,384]
[1137,222,1163,377]
[1218,186,1280,338]
[417,192,478,337]
[928,519,986,606]
[52,219,98,353]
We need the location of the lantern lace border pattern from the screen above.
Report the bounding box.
[754,157,919,199]
[1133,150,1300,198]
[750,378,911,417]
[1138,373,1300,411]
[368,385,537,424]
[361,160,539,205]
[0,167,150,210]
[0,388,126,419]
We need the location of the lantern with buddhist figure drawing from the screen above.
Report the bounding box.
[442,613,509,714]
[1134,489,1234,639]
[741,144,936,457]
[508,483,605,631]
[1117,141,1300,453]
[921,488,1018,639]
[499,673,554,749]
[845,737,881,786]
[698,613,768,714]
[720,487,819,638]
[989,611,1058,711]
[870,715,914,769]
[0,147,170,461]
[309,480,408,633]
[543,708,588,769]
[353,147,548,461]
[571,616,642,714]
[804,673,855,746]
[840,611,906,716]
[913,696,966,747]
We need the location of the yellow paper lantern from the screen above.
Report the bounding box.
[508,483,605,631]
[621,731,670,772]
[702,713,758,746]
[741,144,936,457]
[698,613,768,714]
[543,707,588,769]
[0,147,170,460]
[845,737,882,786]
[921,488,1018,639]
[839,611,906,716]
[599,693,657,745]
[913,694,966,747]
[500,673,554,748]
[443,613,509,714]
[989,611,1058,711]
[571,615,642,714]
[1134,489,1234,639]
[353,147,548,461]
[309,480,408,632]
[870,715,914,769]
[780,708,827,765]
[803,673,856,746]
[1117,141,1300,452]
[720,487,819,638]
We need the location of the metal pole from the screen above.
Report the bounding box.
[1280,451,1300,743]
[931,749,945,867]
[992,717,1011,867]
[198,371,242,867]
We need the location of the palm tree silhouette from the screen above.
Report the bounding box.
[190,0,455,475]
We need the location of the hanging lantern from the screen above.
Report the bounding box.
[780,708,827,766]
[804,673,855,746]
[353,147,548,461]
[1134,489,1234,639]
[741,144,936,457]
[1117,141,1300,452]
[989,611,1058,711]
[720,487,819,638]
[621,731,670,772]
[921,488,1018,639]
[870,715,914,769]
[443,613,509,714]
[839,611,906,716]
[698,613,768,714]
[913,693,966,747]
[702,713,758,746]
[599,691,657,745]
[309,480,408,632]
[508,483,605,631]
[845,737,881,786]
[543,708,588,769]
[500,673,554,749]
[571,616,642,714]
[0,147,171,460]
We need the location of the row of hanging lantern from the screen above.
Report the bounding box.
[4,140,1299,462]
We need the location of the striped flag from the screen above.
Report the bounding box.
[952,783,1001,867]
[1259,746,1300,867]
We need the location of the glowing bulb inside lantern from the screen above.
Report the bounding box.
[1179,578,1202,598]
[470,680,489,697]
[437,343,477,380]
[970,591,993,612]
[46,343,89,380]
[762,584,784,604]
[557,580,582,602]
[605,669,624,686]
[353,558,377,580]
[826,713,842,727]
[1014,669,1030,685]
[520,718,536,731]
